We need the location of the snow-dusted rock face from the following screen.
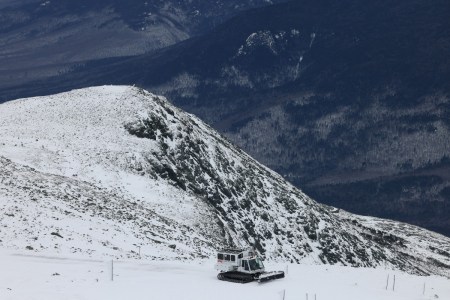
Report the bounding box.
[0,86,449,277]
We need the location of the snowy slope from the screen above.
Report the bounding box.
[0,86,449,278]
[1,250,449,300]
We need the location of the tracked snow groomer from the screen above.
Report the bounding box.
[215,248,285,283]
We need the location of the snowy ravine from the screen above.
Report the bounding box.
[0,86,449,277]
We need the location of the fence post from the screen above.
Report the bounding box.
[111,259,114,281]
[386,274,389,290]
[392,275,396,291]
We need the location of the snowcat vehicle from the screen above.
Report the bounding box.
[215,248,285,283]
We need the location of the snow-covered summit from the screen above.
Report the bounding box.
[0,86,449,277]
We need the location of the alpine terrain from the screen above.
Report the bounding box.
[1,0,448,238]
[1,86,449,279]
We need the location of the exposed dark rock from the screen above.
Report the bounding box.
[51,232,63,238]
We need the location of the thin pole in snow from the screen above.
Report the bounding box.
[282,289,285,300]
[306,293,308,300]
[423,282,426,295]
[392,274,396,291]
[111,259,114,281]
[386,274,390,290]
[315,294,316,300]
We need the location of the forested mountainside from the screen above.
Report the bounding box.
[0,0,286,96]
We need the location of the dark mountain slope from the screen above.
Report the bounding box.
[0,0,287,94]
[2,0,450,236]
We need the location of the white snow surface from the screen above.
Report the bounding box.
[1,85,450,280]
[0,86,222,259]
[0,249,449,300]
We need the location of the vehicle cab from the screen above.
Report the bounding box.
[215,248,265,274]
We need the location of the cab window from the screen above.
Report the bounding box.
[231,255,235,262]
[218,253,223,260]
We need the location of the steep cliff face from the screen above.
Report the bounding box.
[1,86,449,277]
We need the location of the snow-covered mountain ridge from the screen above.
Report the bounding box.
[0,86,449,277]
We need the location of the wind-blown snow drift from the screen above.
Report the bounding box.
[0,86,449,277]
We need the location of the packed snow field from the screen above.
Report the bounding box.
[1,249,449,300]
